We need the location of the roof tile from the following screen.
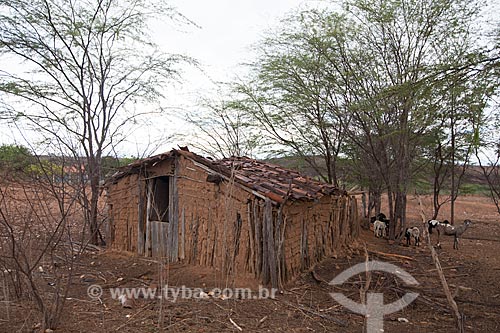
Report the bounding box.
[108,150,343,203]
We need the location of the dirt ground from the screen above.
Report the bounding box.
[1,195,500,332]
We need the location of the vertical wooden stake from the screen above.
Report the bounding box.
[416,194,464,332]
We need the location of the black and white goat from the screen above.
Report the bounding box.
[395,226,420,246]
[404,226,420,246]
[370,213,390,225]
[427,219,449,234]
[428,219,472,249]
[371,213,390,237]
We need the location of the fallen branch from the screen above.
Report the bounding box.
[101,270,152,289]
[311,270,328,284]
[427,266,461,272]
[64,241,101,252]
[367,249,415,261]
[229,317,243,331]
[257,315,268,328]
[309,270,350,291]
[416,194,464,333]
[448,274,469,279]
[280,299,347,327]
[360,245,371,332]
[114,302,153,331]
[454,297,500,307]
[163,318,190,330]
[390,286,450,314]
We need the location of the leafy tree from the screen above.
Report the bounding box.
[101,155,137,178]
[236,9,353,185]
[236,0,495,238]
[340,0,492,236]
[0,144,33,173]
[0,0,190,244]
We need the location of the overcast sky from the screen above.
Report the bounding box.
[125,0,325,155]
[0,0,323,155]
[1,0,498,157]
[158,0,322,106]
[167,1,315,80]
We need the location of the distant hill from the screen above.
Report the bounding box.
[266,155,492,195]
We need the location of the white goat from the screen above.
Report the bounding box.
[428,219,472,249]
[373,220,387,238]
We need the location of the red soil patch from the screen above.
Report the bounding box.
[1,195,500,332]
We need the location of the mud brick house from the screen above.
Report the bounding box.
[105,148,359,287]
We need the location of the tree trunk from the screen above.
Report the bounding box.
[87,154,102,245]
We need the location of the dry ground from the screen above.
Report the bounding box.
[1,195,500,332]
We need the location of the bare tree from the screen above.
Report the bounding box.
[186,93,260,158]
[478,155,500,214]
[0,149,90,330]
[0,0,191,244]
[476,104,500,214]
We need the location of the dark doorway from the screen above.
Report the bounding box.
[148,176,170,222]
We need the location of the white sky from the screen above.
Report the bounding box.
[163,0,318,90]
[0,0,323,156]
[156,0,321,111]
[116,0,327,156]
[137,0,500,157]
[1,0,498,157]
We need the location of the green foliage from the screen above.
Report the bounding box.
[101,156,137,178]
[0,144,34,172]
[25,159,64,178]
[459,183,491,196]
[227,0,500,228]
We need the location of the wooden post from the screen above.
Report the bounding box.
[145,179,153,257]
[137,179,145,255]
[264,198,278,289]
[232,212,243,274]
[246,201,255,273]
[191,216,199,264]
[180,208,185,260]
[168,159,179,262]
[300,217,309,270]
[254,200,262,279]
[361,192,367,218]
[261,201,269,284]
[417,195,464,332]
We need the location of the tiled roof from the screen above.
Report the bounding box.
[108,149,343,203]
[210,156,343,203]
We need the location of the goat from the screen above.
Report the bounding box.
[370,212,387,224]
[404,227,420,246]
[373,220,387,238]
[427,219,449,233]
[371,213,390,235]
[428,219,472,249]
[396,226,420,246]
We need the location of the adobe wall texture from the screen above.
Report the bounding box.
[106,154,359,286]
[106,173,141,252]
